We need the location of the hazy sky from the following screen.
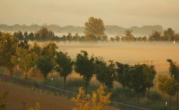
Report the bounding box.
[1,0,179,31]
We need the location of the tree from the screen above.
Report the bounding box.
[18,39,29,49]
[35,26,55,41]
[84,17,105,41]
[67,33,73,41]
[122,29,134,41]
[157,74,178,110]
[74,50,95,94]
[142,64,156,101]
[28,32,35,41]
[167,59,179,109]
[95,57,108,86]
[55,51,73,90]
[14,31,24,40]
[73,33,81,42]
[41,42,57,58]
[37,56,54,84]
[30,42,41,56]
[24,31,29,41]
[163,28,174,41]
[95,58,116,91]
[36,42,57,83]
[128,64,148,109]
[0,31,2,36]
[116,62,130,91]
[105,60,116,92]
[0,33,19,78]
[11,46,37,81]
[148,31,161,41]
[71,86,111,110]
[115,35,120,42]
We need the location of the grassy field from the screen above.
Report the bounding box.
[0,81,120,110]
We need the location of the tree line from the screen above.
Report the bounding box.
[1,17,179,42]
[0,23,163,35]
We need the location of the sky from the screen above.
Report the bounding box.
[0,0,179,32]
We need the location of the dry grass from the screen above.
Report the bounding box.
[0,82,119,110]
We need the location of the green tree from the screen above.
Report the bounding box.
[14,31,24,40]
[105,60,116,92]
[167,59,179,109]
[116,62,130,91]
[157,74,178,110]
[73,33,81,42]
[18,39,29,49]
[148,31,161,41]
[55,51,73,90]
[11,46,37,81]
[37,56,54,84]
[95,58,116,92]
[28,32,35,41]
[30,42,41,56]
[84,17,105,41]
[115,35,120,42]
[128,64,148,109]
[74,50,95,94]
[0,33,19,78]
[35,26,55,41]
[142,64,156,101]
[122,29,134,41]
[24,31,29,41]
[36,42,57,83]
[67,33,73,41]
[41,42,57,58]
[95,57,107,86]
[173,34,179,41]
[163,28,174,41]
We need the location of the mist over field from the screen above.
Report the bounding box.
[53,41,179,74]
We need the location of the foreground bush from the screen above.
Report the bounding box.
[72,86,111,110]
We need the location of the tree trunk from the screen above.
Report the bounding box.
[170,95,172,110]
[64,76,66,91]
[85,84,88,95]
[109,87,112,92]
[25,72,27,81]
[177,91,178,110]
[137,94,139,110]
[44,77,47,85]
[8,69,13,80]
[147,88,150,101]
[82,76,85,88]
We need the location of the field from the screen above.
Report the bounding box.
[0,82,119,110]
[56,41,179,74]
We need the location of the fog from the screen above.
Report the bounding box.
[54,41,179,74]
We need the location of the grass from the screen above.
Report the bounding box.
[1,66,178,110]
[0,81,119,110]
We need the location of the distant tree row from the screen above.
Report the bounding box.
[0,23,163,35]
[1,17,179,42]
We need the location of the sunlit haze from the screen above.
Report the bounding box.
[0,0,179,32]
